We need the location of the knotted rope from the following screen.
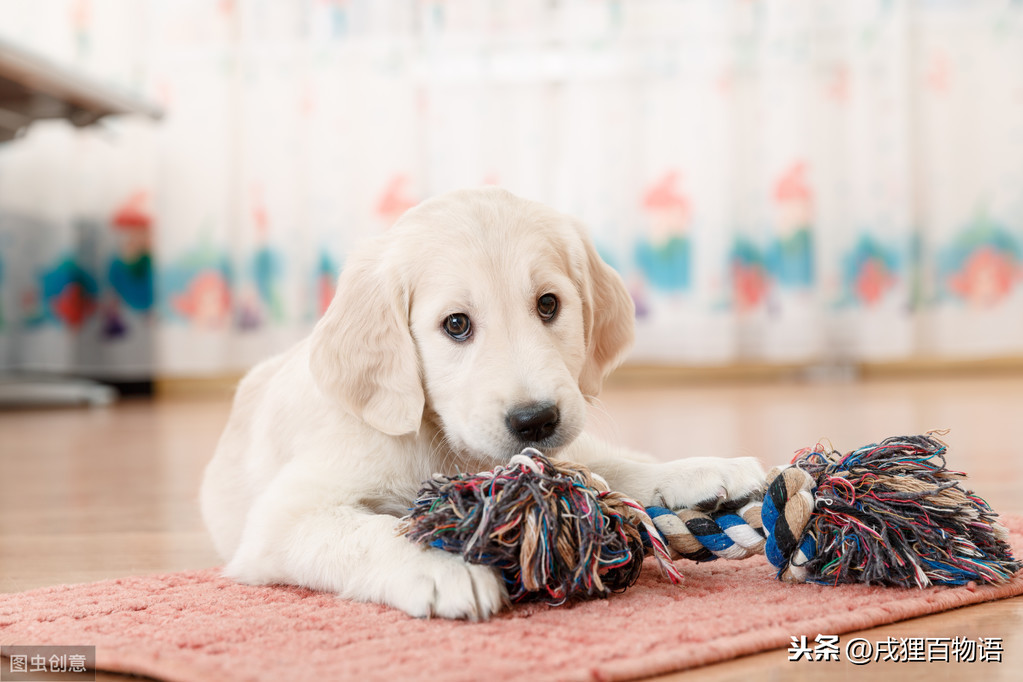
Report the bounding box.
[648,465,818,583]
[646,433,1019,587]
[401,433,1020,605]
[400,450,682,605]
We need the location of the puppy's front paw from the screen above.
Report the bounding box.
[387,549,507,620]
[652,456,765,512]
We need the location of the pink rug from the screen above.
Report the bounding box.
[3,516,1023,682]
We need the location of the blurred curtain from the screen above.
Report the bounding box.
[1,0,1022,378]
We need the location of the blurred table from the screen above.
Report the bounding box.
[0,35,162,406]
[0,35,162,141]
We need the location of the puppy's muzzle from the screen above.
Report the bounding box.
[506,402,560,444]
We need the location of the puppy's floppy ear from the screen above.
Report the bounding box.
[574,222,636,397]
[308,248,424,436]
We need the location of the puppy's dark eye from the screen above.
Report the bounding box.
[537,293,559,322]
[442,313,472,341]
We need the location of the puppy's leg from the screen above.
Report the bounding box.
[559,432,765,511]
[223,463,506,619]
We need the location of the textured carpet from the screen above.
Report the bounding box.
[3,516,1023,682]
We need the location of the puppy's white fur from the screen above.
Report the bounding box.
[201,187,763,619]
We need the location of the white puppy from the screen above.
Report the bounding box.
[201,187,763,619]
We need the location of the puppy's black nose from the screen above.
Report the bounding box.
[506,402,560,444]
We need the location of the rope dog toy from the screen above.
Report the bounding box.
[648,433,1019,587]
[400,433,1019,605]
[399,451,682,605]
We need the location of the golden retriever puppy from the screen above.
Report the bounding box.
[200,187,763,619]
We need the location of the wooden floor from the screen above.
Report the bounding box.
[2,373,1022,681]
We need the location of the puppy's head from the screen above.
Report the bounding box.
[309,187,634,463]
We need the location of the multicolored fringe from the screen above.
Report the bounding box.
[648,433,1020,588]
[403,433,1020,604]
[792,433,1019,586]
[399,449,681,605]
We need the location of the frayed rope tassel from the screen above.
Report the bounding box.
[399,449,681,605]
[650,432,1021,588]
[400,433,1021,605]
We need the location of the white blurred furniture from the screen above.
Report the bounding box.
[0,35,162,141]
[0,36,161,406]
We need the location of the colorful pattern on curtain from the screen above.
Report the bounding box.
[1,0,1022,377]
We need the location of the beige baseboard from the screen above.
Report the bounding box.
[154,356,1023,398]
[859,355,1023,379]
[155,374,244,399]
[605,362,808,385]
[608,355,1023,386]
